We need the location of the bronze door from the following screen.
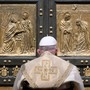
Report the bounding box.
[0,0,90,90]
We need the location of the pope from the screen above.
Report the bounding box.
[13,36,84,90]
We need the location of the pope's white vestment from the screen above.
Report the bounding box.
[13,51,84,90]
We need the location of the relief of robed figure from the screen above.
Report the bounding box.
[1,14,18,54]
[59,12,73,53]
[19,12,33,54]
[74,19,89,52]
[1,12,34,54]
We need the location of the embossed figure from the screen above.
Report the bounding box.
[12,66,20,77]
[75,19,89,51]
[1,15,18,53]
[0,66,8,76]
[13,36,84,90]
[20,12,33,53]
[84,66,90,76]
[60,12,73,53]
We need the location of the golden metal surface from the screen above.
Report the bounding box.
[85,87,90,90]
[0,66,9,76]
[83,66,90,76]
[0,4,36,56]
[12,66,20,76]
[56,4,90,56]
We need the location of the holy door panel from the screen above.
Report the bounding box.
[0,0,90,90]
[55,2,90,88]
[0,0,44,88]
[56,4,90,56]
[0,4,36,56]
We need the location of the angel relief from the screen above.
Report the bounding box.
[0,12,36,55]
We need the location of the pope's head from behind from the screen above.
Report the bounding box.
[37,36,57,55]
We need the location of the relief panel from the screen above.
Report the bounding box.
[56,4,90,56]
[0,4,36,56]
[85,87,90,90]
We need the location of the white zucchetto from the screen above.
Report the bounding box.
[39,36,57,46]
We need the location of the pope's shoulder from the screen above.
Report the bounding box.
[23,51,73,66]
